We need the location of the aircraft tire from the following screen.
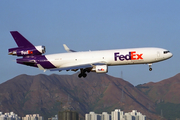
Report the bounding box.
[78,74,82,78]
[149,68,152,71]
[83,73,87,78]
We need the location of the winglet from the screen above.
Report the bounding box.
[63,44,76,52]
[37,64,46,72]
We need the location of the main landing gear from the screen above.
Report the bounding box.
[78,72,87,78]
[78,69,89,78]
[148,64,152,71]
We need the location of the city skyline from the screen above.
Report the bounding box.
[85,109,146,120]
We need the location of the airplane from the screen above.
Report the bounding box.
[8,31,173,78]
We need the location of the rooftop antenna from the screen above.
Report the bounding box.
[121,89,125,103]
[120,71,125,104]
[148,103,151,112]
[68,94,71,105]
[161,109,163,119]
[67,94,73,110]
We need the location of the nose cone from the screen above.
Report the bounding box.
[162,49,173,60]
[169,52,173,58]
[165,51,173,59]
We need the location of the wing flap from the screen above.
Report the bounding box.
[49,62,106,71]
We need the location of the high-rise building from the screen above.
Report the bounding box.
[58,110,79,120]
[102,112,110,120]
[22,114,44,120]
[111,109,124,120]
[0,112,20,120]
[85,112,101,120]
[51,115,58,120]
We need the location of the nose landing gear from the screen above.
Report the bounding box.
[148,64,152,71]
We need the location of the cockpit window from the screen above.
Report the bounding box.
[164,51,170,54]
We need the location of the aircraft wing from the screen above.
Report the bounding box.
[49,62,106,72]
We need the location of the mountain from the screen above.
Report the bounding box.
[0,73,160,120]
[136,73,180,119]
[136,73,180,104]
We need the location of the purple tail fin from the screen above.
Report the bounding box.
[9,31,46,56]
[10,31,34,48]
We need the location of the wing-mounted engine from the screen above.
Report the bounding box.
[8,45,46,56]
[91,65,108,73]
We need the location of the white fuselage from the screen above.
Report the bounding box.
[45,47,172,68]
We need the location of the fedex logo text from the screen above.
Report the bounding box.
[114,51,143,61]
[21,50,33,55]
[98,68,105,71]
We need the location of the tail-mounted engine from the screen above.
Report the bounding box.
[8,45,46,56]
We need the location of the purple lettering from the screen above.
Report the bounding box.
[125,52,131,60]
[114,52,119,61]
[114,51,144,61]
[119,55,125,61]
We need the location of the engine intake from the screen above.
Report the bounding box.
[8,46,46,56]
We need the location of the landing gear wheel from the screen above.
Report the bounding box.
[79,69,88,78]
[148,64,152,71]
[78,74,82,78]
[83,73,87,78]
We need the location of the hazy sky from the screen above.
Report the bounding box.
[0,1,179,85]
